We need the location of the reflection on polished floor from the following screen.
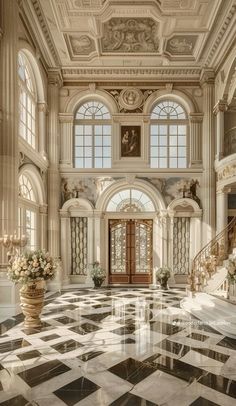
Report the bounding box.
[0,288,236,406]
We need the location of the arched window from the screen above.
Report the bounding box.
[150,100,188,168]
[107,189,155,212]
[19,174,38,250]
[18,52,36,148]
[74,101,111,168]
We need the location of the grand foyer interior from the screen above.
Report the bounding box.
[1,1,236,405]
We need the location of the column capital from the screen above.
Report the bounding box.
[38,102,48,114]
[189,113,204,123]
[200,69,215,86]
[48,69,63,87]
[213,99,228,115]
[59,113,74,123]
[39,204,48,214]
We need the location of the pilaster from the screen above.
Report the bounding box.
[216,188,228,234]
[47,69,62,258]
[189,113,203,168]
[38,102,48,160]
[39,204,48,250]
[200,69,216,244]
[59,113,73,167]
[213,99,228,161]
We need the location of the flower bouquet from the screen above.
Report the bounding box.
[7,250,56,284]
[89,261,106,288]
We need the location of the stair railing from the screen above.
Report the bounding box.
[189,217,236,292]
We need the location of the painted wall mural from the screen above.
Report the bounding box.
[101,18,160,53]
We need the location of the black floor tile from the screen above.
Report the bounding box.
[199,373,236,398]
[69,323,101,335]
[17,350,41,360]
[121,338,136,344]
[108,357,157,385]
[52,339,83,353]
[55,316,77,324]
[0,395,28,406]
[0,338,30,353]
[217,336,236,351]
[84,312,111,322]
[18,359,70,387]
[192,348,230,363]
[156,339,190,357]
[190,396,221,406]
[54,376,100,405]
[150,321,184,335]
[112,325,136,335]
[154,356,205,383]
[41,333,60,341]
[77,350,104,361]
[110,392,158,405]
[187,332,209,342]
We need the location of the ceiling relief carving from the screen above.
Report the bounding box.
[74,0,106,8]
[65,34,96,59]
[165,35,198,56]
[101,18,160,53]
[160,0,196,10]
[108,88,155,113]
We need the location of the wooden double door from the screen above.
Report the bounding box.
[109,219,153,284]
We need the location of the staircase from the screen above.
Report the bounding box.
[181,217,236,338]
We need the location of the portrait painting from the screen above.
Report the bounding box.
[121,125,141,157]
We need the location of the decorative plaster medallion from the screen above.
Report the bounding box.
[101,18,160,53]
[160,0,195,10]
[68,35,96,56]
[119,88,143,110]
[166,35,198,55]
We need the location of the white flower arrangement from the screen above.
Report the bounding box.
[225,258,236,285]
[154,265,172,281]
[89,261,106,280]
[7,250,56,284]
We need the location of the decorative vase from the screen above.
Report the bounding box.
[159,277,168,289]
[20,280,45,328]
[93,277,104,288]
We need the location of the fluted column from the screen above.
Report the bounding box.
[0,0,19,268]
[189,113,203,168]
[59,113,73,167]
[201,69,216,244]
[38,102,48,160]
[213,99,227,161]
[39,204,48,250]
[47,70,62,257]
[216,188,228,233]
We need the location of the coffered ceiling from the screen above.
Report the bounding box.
[20,0,236,81]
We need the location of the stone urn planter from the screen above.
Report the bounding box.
[20,280,46,328]
[92,277,104,288]
[158,276,169,290]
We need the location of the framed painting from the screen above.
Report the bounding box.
[120,125,141,157]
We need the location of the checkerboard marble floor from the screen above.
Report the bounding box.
[0,287,236,405]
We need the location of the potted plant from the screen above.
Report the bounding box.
[89,261,106,288]
[155,265,171,289]
[7,250,56,327]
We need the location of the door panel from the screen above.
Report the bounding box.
[109,219,152,284]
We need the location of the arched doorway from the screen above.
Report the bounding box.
[97,180,164,284]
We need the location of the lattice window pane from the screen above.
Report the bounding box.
[71,217,88,275]
[173,217,190,274]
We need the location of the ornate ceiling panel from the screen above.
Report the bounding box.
[21,0,236,79]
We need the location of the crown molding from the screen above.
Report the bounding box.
[61,67,202,82]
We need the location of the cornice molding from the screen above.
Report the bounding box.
[48,69,63,87]
[62,67,202,82]
[205,2,236,68]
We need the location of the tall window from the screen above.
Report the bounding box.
[19,174,37,251]
[18,52,36,148]
[150,100,188,168]
[74,101,111,168]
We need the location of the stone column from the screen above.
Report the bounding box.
[39,204,48,250]
[189,113,203,168]
[201,70,216,244]
[38,102,48,160]
[47,70,62,258]
[216,188,228,233]
[59,113,73,167]
[0,0,20,315]
[213,100,227,161]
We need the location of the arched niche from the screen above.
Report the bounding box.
[167,198,202,281]
[143,89,198,115]
[60,198,94,285]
